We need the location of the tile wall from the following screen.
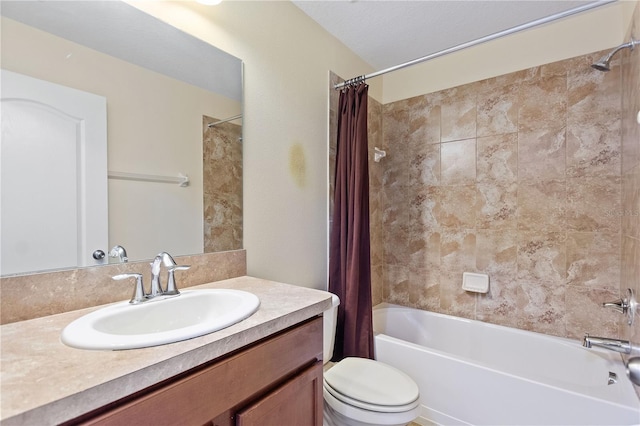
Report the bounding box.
[379,50,624,339]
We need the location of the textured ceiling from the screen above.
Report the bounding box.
[293,0,609,70]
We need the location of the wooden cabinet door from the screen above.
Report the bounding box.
[236,361,323,426]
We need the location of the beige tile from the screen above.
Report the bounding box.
[516,280,566,337]
[475,230,518,325]
[518,127,566,181]
[566,176,621,232]
[409,229,440,271]
[621,44,640,173]
[622,165,640,239]
[622,236,640,346]
[566,232,620,289]
[441,138,476,185]
[441,90,477,142]
[621,236,640,301]
[382,190,410,267]
[408,95,441,145]
[567,61,621,178]
[518,74,567,133]
[477,84,519,137]
[409,143,440,187]
[409,267,440,312]
[517,180,566,232]
[476,182,517,230]
[477,133,518,184]
[436,185,477,228]
[476,230,518,277]
[517,232,566,285]
[386,264,410,306]
[409,186,440,232]
[440,229,476,273]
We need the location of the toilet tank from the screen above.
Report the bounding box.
[323,294,340,365]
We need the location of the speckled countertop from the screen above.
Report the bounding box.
[0,276,333,425]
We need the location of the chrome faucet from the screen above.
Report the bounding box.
[583,333,634,354]
[109,245,128,263]
[150,252,178,297]
[113,251,190,304]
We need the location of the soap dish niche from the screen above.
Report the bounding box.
[462,272,489,294]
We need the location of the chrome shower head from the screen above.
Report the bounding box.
[592,38,639,72]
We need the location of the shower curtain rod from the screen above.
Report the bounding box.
[207,114,243,128]
[334,0,615,90]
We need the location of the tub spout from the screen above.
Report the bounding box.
[583,333,632,354]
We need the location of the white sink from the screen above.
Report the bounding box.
[61,289,260,350]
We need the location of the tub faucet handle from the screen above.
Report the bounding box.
[602,297,628,313]
[602,288,637,325]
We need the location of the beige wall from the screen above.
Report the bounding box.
[128,1,377,289]
[3,1,636,296]
[1,17,241,261]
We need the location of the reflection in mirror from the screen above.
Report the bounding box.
[0,1,243,276]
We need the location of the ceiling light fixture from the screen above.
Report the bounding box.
[196,0,222,5]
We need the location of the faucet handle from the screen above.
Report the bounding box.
[603,288,637,326]
[602,298,628,314]
[165,265,190,296]
[113,273,146,304]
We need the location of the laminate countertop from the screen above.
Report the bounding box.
[0,276,333,425]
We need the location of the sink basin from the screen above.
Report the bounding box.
[61,289,260,350]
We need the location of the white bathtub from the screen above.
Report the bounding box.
[372,303,640,426]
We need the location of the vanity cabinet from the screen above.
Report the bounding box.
[68,317,323,426]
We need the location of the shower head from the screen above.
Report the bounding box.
[592,38,639,72]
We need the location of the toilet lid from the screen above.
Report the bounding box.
[324,357,419,408]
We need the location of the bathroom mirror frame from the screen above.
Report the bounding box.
[0,0,244,276]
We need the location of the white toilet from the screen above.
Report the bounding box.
[323,294,420,426]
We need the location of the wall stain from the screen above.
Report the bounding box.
[289,143,306,188]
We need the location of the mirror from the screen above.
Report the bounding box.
[0,1,243,276]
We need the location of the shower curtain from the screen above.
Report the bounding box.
[329,82,374,360]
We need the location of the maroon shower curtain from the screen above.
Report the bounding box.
[329,82,374,361]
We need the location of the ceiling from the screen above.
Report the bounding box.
[292,0,610,71]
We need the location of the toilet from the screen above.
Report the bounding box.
[323,294,420,426]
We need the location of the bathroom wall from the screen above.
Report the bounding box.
[203,116,243,253]
[378,48,625,340]
[130,1,629,291]
[621,2,640,366]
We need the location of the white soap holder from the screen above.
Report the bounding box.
[462,272,489,293]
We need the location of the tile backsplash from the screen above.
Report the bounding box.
[0,250,246,324]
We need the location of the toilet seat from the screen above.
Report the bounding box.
[323,357,419,413]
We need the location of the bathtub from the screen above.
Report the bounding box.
[372,303,640,426]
